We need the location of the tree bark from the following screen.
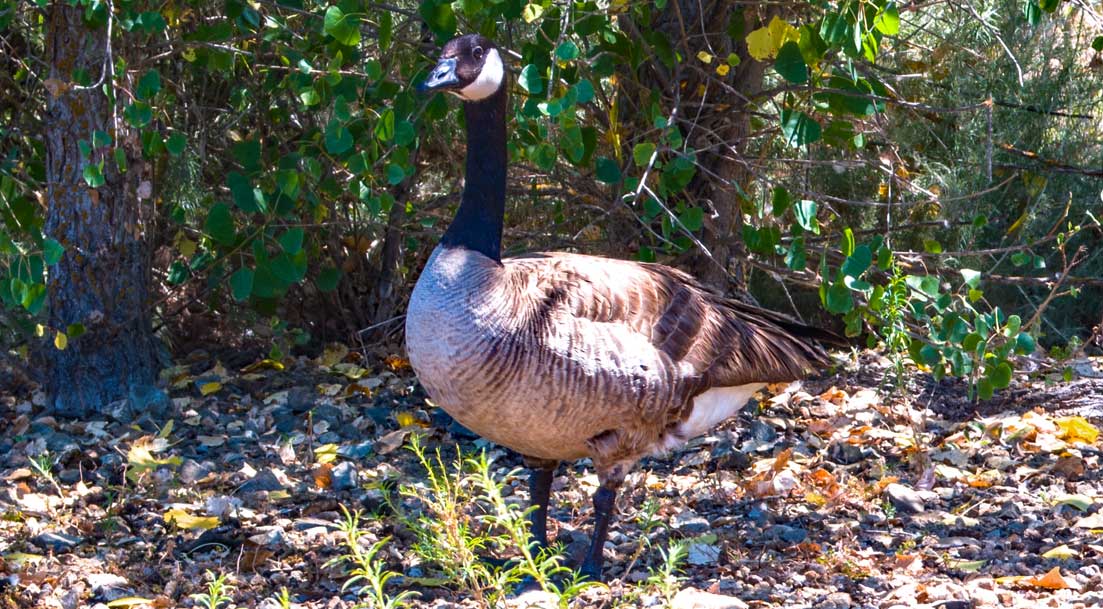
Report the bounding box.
[40,3,160,417]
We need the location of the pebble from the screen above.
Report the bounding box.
[819,591,852,609]
[686,542,721,565]
[337,441,374,459]
[671,509,710,534]
[671,587,748,609]
[179,459,214,484]
[885,483,925,514]
[239,469,285,493]
[769,524,808,545]
[32,531,83,553]
[331,461,359,490]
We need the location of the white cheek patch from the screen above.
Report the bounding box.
[459,48,504,101]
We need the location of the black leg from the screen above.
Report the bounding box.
[527,466,555,553]
[579,483,617,581]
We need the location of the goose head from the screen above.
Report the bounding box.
[417,34,505,102]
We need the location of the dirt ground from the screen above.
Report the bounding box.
[1,347,1101,609]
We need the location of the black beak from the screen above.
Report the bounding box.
[417,57,460,93]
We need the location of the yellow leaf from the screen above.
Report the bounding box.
[163,508,219,530]
[105,598,157,608]
[35,324,45,337]
[395,411,420,428]
[1056,416,1099,445]
[767,16,800,48]
[745,26,774,61]
[314,443,339,464]
[157,419,174,439]
[715,64,730,76]
[241,358,285,373]
[1042,544,1078,560]
[2,552,45,566]
[384,354,410,371]
[946,559,986,572]
[199,381,222,396]
[333,362,367,379]
[696,50,713,64]
[177,236,197,258]
[54,331,67,350]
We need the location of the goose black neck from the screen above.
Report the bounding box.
[439,85,508,262]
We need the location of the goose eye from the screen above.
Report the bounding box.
[472,46,484,60]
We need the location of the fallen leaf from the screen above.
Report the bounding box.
[197,435,226,447]
[384,354,410,371]
[318,343,350,367]
[1055,416,1099,445]
[375,428,412,455]
[162,508,219,530]
[1074,513,1103,529]
[1053,494,1094,511]
[313,463,333,489]
[1051,455,1085,479]
[1041,544,1078,560]
[314,443,338,464]
[241,358,285,373]
[945,559,986,572]
[332,363,367,379]
[998,567,1071,590]
[199,381,222,396]
[105,598,157,608]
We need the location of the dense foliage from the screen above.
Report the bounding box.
[1,0,1101,400]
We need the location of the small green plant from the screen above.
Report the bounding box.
[399,435,597,606]
[644,539,688,607]
[881,499,897,520]
[191,571,234,609]
[28,451,64,499]
[327,506,418,609]
[270,587,292,609]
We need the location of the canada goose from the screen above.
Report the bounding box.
[407,34,839,581]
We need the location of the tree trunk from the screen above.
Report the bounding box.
[41,3,160,417]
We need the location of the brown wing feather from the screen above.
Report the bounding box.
[505,252,837,397]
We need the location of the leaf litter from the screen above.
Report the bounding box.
[0,349,1100,608]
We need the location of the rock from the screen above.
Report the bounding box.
[292,517,342,532]
[286,386,316,413]
[331,461,359,490]
[884,483,925,514]
[239,469,284,494]
[58,468,82,484]
[128,384,171,419]
[746,503,771,526]
[86,573,129,597]
[828,441,870,465]
[179,459,214,484]
[317,431,342,444]
[337,441,373,459]
[819,591,853,609]
[686,542,721,565]
[671,587,749,609]
[32,532,83,553]
[671,509,710,534]
[768,524,808,545]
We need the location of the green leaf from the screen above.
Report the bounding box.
[92,130,112,148]
[905,274,940,298]
[989,361,1013,389]
[43,239,64,265]
[842,245,872,278]
[962,333,983,351]
[531,143,556,171]
[325,120,353,154]
[324,6,360,46]
[317,266,342,292]
[230,267,254,302]
[1004,314,1021,337]
[205,203,236,246]
[522,2,544,23]
[780,109,821,147]
[1011,251,1030,266]
[794,199,818,233]
[374,109,395,142]
[874,3,900,35]
[165,133,186,157]
[595,157,621,184]
[771,187,791,216]
[825,280,853,314]
[394,120,416,146]
[66,323,86,339]
[574,80,595,104]
[83,163,105,188]
[124,102,153,128]
[278,227,304,254]
[919,344,942,366]
[555,41,580,61]
[633,142,656,167]
[923,239,942,254]
[227,172,263,213]
[680,207,704,232]
[1024,0,1042,25]
[977,377,995,400]
[518,64,543,94]
[136,70,161,100]
[1093,36,1103,52]
[1039,0,1059,12]
[841,228,855,257]
[774,42,808,84]
[1016,332,1036,354]
[386,163,405,185]
[961,268,981,289]
[785,237,806,270]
